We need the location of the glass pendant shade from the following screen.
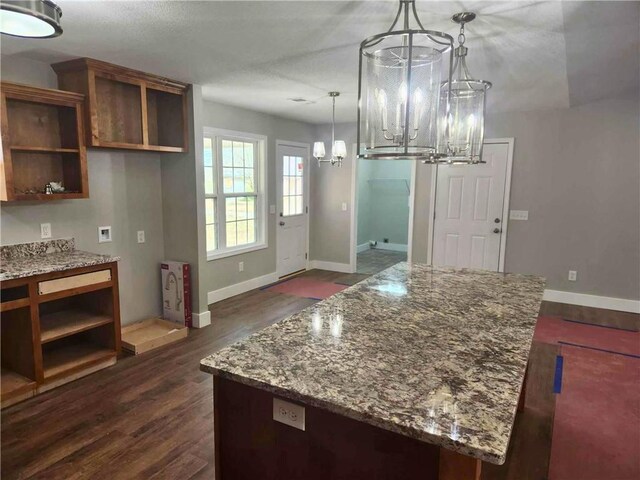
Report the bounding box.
[0,0,62,38]
[357,1,453,161]
[333,140,347,159]
[313,141,326,160]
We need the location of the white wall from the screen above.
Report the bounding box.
[1,55,166,324]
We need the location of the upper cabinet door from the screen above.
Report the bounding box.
[52,58,189,153]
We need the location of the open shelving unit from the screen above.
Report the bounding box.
[0,82,88,202]
[0,262,121,408]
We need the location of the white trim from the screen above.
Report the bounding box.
[426,165,437,265]
[207,272,279,305]
[543,290,640,314]
[357,242,370,253]
[207,243,268,261]
[407,160,418,263]
[192,310,211,329]
[349,144,359,273]
[309,260,352,273]
[428,138,515,272]
[275,140,311,277]
[374,242,408,253]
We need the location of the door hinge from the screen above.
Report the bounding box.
[305,206,308,214]
[305,253,308,259]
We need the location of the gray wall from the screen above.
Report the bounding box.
[1,56,166,323]
[310,95,640,301]
[199,100,316,294]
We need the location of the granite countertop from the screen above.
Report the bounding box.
[0,238,120,281]
[201,263,545,465]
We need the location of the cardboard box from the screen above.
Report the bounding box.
[161,261,192,328]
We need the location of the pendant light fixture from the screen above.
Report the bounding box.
[0,0,62,38]
[439,12,491,164]
[357,0,453,162]
[314,92,346,167]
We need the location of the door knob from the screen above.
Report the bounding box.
[279,221,285,226]
[494,218,501,223]
[493,228,501,234]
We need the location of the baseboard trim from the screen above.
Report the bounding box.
[192,310,211,328]
[207,272,279,305]
[309,260,353,273]
[374,243,408,253]
[543,290,640,314]
[357,243,370,253]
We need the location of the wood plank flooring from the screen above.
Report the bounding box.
[2,267,560,480]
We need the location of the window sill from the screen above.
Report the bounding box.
[207,242,268,261]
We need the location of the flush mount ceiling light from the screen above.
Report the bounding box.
[438,12,492,164]
[357,0,453,162]
[314,92,346,167]
[0,0,62,38]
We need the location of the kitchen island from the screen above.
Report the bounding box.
[201,263,545,479]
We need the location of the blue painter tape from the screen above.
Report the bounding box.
[558,341,640,359]
[553,355,564,394]
[562,318,637,333]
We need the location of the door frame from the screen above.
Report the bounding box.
[275,139,311,277]
[427,137,515,272]
[349,144,418,273]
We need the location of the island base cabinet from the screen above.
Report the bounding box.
[213,376,485,480]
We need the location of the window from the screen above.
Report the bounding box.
[204,128,267,260]
[282,155,304,216]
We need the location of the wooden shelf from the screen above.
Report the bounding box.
[1,367,36,402]
[12,193,86,202]
[10,146,80,153]
[0,298,30,313]
[40,309,113,344]
[43,343,115,381]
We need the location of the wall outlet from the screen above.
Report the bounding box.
[40,223,52,239]
[273,397,305,431]
[568,270,577,281]
[239,261,244,272]
[383,238,389,243]
[341,202,348,211]
[98,226,112,243]
[509,210,529,221]
[137,230,145,244]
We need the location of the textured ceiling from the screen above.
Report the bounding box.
[1,1,638,124]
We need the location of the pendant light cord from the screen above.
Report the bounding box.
[331,95,336,156]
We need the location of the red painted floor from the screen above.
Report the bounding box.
[535,316,640,480]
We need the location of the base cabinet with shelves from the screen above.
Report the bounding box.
[0,263,121,408]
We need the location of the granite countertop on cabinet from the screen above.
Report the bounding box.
[0,238,120,281]
[201,262,546,465]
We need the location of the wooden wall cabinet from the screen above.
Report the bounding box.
[0,82,89,201]
[0,262,121,408]
[52,58,189,153]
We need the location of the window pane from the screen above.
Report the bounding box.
[247,219,256,243]
[244,143,254,168]
[237,196,248,220]
[237,220,248,245]
[296,156,303,175]
[296,196,303,215]
[283,156,289,176]
[244,168,255,193]
[204,167,215,195]
[288,177,296,196]
[290,156,296,177]
[222,140,233,166]
[233,142,244,168]
[295,177,303,195]
[206,224,216,251]
[204,138,213,167]
[283,196,290,217]
[223,167,234,193]
[283,177,290,196]
[233,168,244,192]
[206,198,215,224]
[226,222,237,247]
[226,197,237,222]
[247,196,255,219]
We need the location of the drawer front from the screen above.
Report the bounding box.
[38,269,111,295]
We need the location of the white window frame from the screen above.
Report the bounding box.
[204,127,268,261]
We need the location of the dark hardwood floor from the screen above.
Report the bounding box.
[2,267,562,480]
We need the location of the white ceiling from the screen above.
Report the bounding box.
[1,1,638,124]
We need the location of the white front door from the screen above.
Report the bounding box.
[432,142,511,271]
[276,143,309,277]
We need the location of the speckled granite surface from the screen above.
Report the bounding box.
[0,238,119,281]
[201,263,545,465]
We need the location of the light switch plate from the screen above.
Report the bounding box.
[98,226,112,243]
[137,230,145,243]
[568,270,577,281]
[341,202,348,212]
[273,397,305,431]
[509,210,529,221]
[40,223,52,239]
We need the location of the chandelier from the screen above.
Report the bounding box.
[439,12,491,164]
[314,92,346,167]
[357,0,453,162]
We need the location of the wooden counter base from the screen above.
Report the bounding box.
[213,376,489,480]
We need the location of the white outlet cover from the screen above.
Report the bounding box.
[137,230,145,243]
[239,261,244,272]
[273,397,305,431]
[568,270,577,281]
[98,226,112,243]
[509,210,529,221]
[40,223,52,239]
[341,202,348,211]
